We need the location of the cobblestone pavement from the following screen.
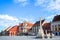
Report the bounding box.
[0,36,60,40]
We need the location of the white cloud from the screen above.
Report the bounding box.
[19,17,35,23]
[0,14,20,31]
[35,0,49,6]
[43,0,60,21]
[46,15,55,20]
[46,0,60,21]
[57,13,60,15]
[47,0,60,10]
[45,13,60,22]
[14,0,27,3]
[35,0,44,6]
[19,17,34,21]
[45,15,55,22]
[0,20,19,31]
[17,0,27,2]
[14,0,28,7]
[0,14,35,31]
[35,0,60,11]
[0,14,18,21]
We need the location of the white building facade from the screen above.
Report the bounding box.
[51,15,60,36]
[51,21,60,36]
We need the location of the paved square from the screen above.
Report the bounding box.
[0,36,60,40]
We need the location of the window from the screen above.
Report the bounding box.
[52,25,54,27]
[52,25,54,30]
[52,25,54,31]
[55,28,57,31]
[55,32,57,36]
[55,25,57,27]
[55,25,57,31]
[59,28,60,30]
[59,32,60,36]
[58,24,60,27]
[58,24,60,31]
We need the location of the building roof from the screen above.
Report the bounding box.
[52,15,60,22]
[24,21,34,27]
[33,20,45,27]
[43,23,51,30]
[2,26,11,32]
[2,25,19,32]
[19,21,34,28]
[8,25,19,31]
[29,20,51,32]
[19,21,34,31]
[6,25,19,31]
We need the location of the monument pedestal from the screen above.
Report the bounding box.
[36,29,44,38]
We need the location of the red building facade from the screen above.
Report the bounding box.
[8,25,19,36]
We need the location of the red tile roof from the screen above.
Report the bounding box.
[24,21,33,27]
[19,22,34,28]
[19,21,34,31]
[9,25,19,31]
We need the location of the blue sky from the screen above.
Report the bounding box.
[0,0,60,32]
